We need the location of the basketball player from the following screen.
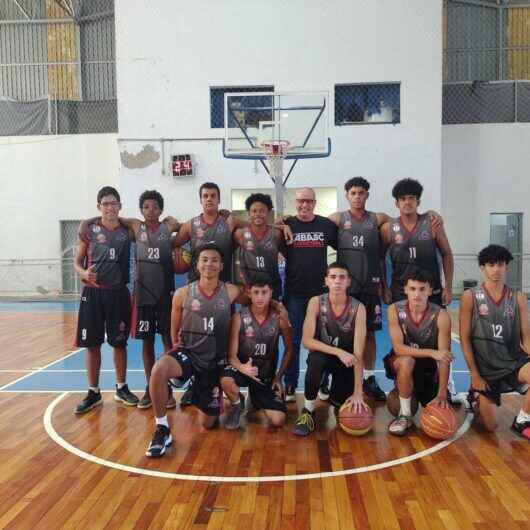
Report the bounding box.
[381,178,454,306]
[73,186,138,414]
[145,243,242,457]
[460,245,530,439]
[221,277,293,429]
[293,262,367,436]
[233,193,285,300]
[385,268,453,436]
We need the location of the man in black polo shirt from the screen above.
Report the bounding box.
[282,187,338,401]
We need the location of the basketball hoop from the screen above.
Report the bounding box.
[260,140,291,182]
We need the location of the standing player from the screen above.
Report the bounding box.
[293,262,367,436]
[221,278,293,429]
[145,244,243,458]
[385,269,453,436]
[233,193,285,300]
[381,178,454,306]
[460,245,530,439]
[73,186,138,414]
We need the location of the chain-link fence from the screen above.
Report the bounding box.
[0,0,117,135]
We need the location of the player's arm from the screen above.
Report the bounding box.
[388,304,453,362]
[328,212,340,226]
[376,212,391,227]
[170,287,187,347]
[429,309,452,408]
[226,313,261,382]
[459,290,488,391]
[73,236,97,284]
[302,297,356,367]
[233,227,245,247]
[172,220,192,246]
[351,304,368,410]
[162,216,181,234]
[434,225,454,305]
[272,314,294,396]
[517,292,530,355]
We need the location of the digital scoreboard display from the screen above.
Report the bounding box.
[172,154,193,176]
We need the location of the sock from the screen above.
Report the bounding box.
[516,409,530,423]
[156,416,169,428]
[89,386,100,393]
[399,397,412,417]
[304,399,316,413]
[364,370,374,380]
[116,382,126,389]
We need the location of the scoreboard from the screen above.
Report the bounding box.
[172,154,193,177]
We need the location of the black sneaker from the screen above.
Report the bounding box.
[285,384,296,403]
[363,375,387,401]
[318,376,330,401]
[74,389,102,414]
[114,384,139,406]
[511,417,530,440]
[180,380,194,408]
[293,408,315,436]
[138,386,152,410]
[145,425,172,458]
[225,394,245,430]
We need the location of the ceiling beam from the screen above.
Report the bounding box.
[11,0,30,19]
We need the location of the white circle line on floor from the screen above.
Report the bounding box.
[44,392,473,483]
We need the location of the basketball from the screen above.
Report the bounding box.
[337,403,374,436]
[387,387,419,417]
[420,405,458,440]
[172,248,191,274]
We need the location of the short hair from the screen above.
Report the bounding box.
[139,190,164,211]
[245,193,273,211]
[196,242,223,262]
[199,182,220,199]
[344,177,370,192]
[404,268,433,286]
[392,178,423,200]
[326,261,351,276]
[248,274,273,288]
[97,186,120,203]
[478,244,513,266]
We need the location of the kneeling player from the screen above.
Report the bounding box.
[221,278,293,429]
[460,245,530,439]
[145,244,243,458]
[385,269,453,436]
[293,262,367,436]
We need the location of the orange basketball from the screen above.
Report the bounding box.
[337,403,374,436]
[420,404,458,440]
[172,248,191,274]
[387,387,419,417]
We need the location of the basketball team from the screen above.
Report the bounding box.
[72,177,530,458]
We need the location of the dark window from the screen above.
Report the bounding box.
[335,83,401,125]
[210,85,274,128]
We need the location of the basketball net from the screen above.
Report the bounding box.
[261,140,290,218]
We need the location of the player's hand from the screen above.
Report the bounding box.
[344,393,369,413]
[431,350,453,364]
[239,359,260,382]
[383,287,392,305]
[336,349,356,367]
[428,394,449,409]
[83,265,97,283]
[471,372,489,392]
[442,287,453,306]
[270,300,289,321]
[219,209,231,220]
[271,376,284,399]
[162,215,180,231]
[282,224,294,245]
[428,210,444,234]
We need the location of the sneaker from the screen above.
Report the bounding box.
[225,394,245,430]
[74,389,102,414]
[388,414,413,437]
[285,384,296,403]
[114,384,139,406]
[138,386,152,410]
[511,417,530,440]
[293,408,315,436]
[363,375,387,401]
[180,383,194,408]
[166,386,177,409]
[318,376,330,401]
[145,425,172,458]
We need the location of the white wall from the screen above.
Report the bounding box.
[115,0,443,219]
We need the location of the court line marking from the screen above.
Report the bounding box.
[0,369,474,373]
[44,392,473,483]
[0,348,85,392]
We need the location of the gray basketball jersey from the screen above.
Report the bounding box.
[315,294,359,351]
[180,281,232,371]
[238,227,281,295]
[337,210,381,295]
[471,285,521,381]
[394,299,440,350]
[389,214,442,300]
[135,222,174,306]
[238,306,281,382]
[82,220,130,289]
[189,214,233,283]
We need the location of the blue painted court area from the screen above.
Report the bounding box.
[0,301,470,394]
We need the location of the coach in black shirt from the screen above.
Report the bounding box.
[282,187,337,401]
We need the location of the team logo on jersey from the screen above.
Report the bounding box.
[243,316,252,325]
[419,230,430,241]
[504,304,515,318]
[92,225,101,233]
[363,219,374,229]
[158,233,168,241]
[393,225,400,232]
[423,328,432,339]
[266,326,276,336]
[342,322,352,332]
[246,241,255,251]
[245,326,255,338]
[399,311,407,320]
[193,217,201,226]
[140,224,146,230]
[118,321,127,331]
[196,228,205,238]
[244,231,252,240]
[211,386,220,398]
[190,299,201,311]
[343,220,352,230]
[395,234,403,244]
[264,241,273,250]
[140,233,148,242]
[117,232,127,241]
[475,291,485,300]
[478,303,489,316]
[374,315,382,324]
[96,234,106,243]
[81,296,87,302]
[321,304,328,313]
[374,305,381,315]
[215,299,226,310]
